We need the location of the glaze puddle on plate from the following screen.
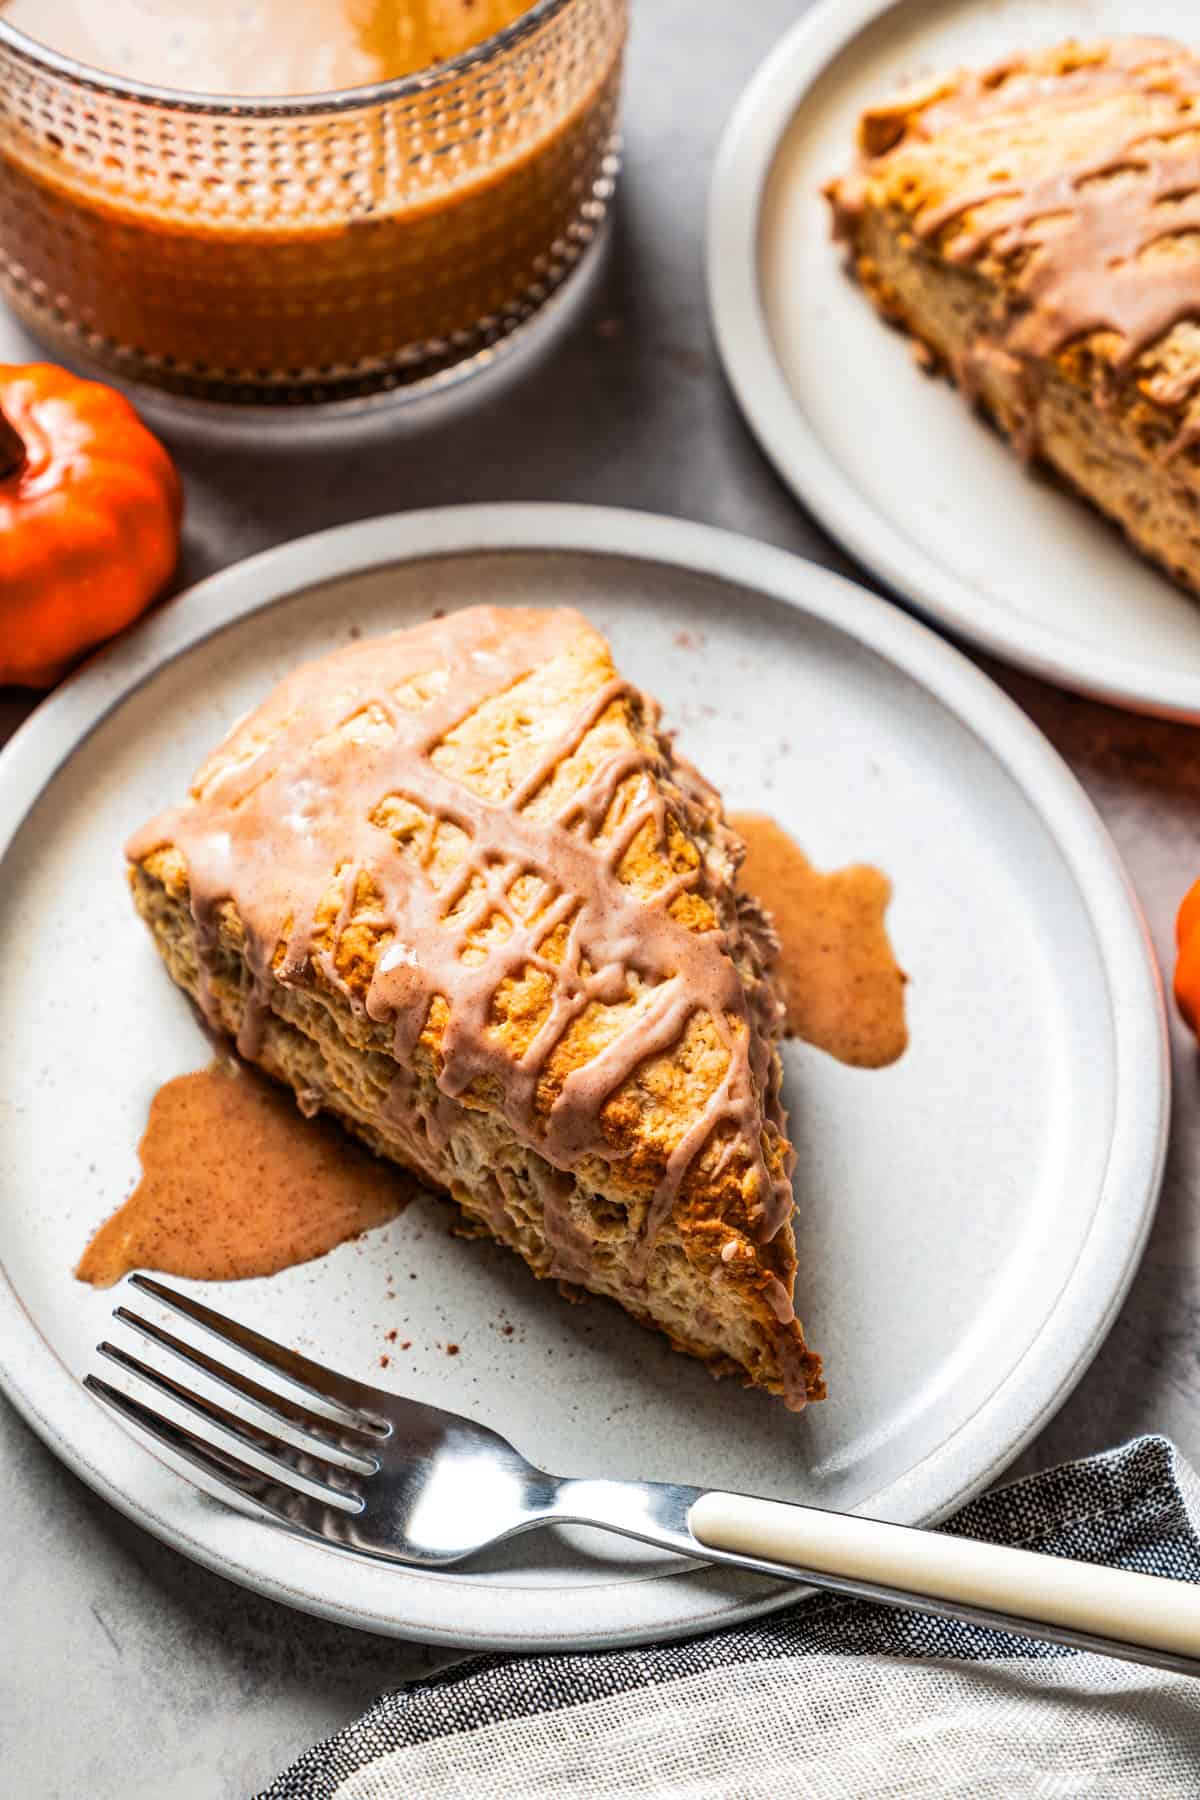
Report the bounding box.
[76,1061,419,1289]
[731,811,907,1068]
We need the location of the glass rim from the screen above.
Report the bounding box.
[0,0,578,116]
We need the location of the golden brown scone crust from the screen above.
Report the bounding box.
[129,605,823,1407]
[826,37,1200,594]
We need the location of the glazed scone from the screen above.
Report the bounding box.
[826,37,1200,594]
[127,605,823,1409]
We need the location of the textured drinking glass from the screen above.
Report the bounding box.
[0,0,626,405]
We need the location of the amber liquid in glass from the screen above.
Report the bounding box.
[0,0,626,398]
[0,0,534,95]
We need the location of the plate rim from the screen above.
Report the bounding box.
[0,502,1170,1648]
[706,0,1200,723]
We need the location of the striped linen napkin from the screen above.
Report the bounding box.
[259,1436,1200,1798]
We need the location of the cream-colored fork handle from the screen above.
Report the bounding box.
[689,1492,1200,1664]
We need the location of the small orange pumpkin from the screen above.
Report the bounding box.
[0,362,182,687]
[1176,879,1200,1038]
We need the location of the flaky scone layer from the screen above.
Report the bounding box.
[826,36,1200,594]
[129,606,823,1407]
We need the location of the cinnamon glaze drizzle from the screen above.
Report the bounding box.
[127,609,794,1276]
[845,38,1200,436]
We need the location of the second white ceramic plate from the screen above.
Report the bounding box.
[709,0,1200,719]
[0,506,1167,1648]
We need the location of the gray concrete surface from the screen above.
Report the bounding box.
[2,3,1200,1793]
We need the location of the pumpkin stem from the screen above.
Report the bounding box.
[0,404,25,481]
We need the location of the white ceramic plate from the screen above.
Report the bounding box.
[709,0,1200,720]
[0,505,1168,1649]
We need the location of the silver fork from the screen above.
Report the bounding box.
[88,1275,1200,1676]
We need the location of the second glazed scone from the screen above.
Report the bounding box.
[127,605,823,1409]
[826,37,1200,594]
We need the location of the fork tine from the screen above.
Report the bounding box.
[114,1306,380,1465]
[128,1274,388,1433]
[96,1343,366,1508]
[84,1374,341,1537]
